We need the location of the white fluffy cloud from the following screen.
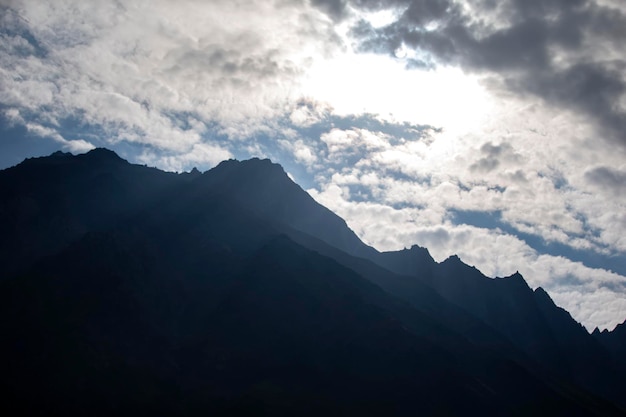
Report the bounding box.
[305,100,626,331]
[1,0,624,331]
[0,0,339,162]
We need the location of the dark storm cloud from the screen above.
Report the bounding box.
[510,61,626,141]
[345,0,626,145]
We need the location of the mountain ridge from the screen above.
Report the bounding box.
[1,148,624,415]
[2,148,621,335]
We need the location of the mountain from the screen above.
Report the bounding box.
[375,247,625,406]
[0,148,181,278]
[1,149,625,416]
[197,157,378,259]
[594,320,626,367]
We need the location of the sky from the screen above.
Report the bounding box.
[1,0,625,331]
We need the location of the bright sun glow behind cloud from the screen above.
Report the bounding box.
[301,50,493,135]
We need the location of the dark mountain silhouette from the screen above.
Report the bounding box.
[198,158,378,259]
[594,320,626,367]
[375,247,625,406]
[1,149,625,416]
[0,148,182,277]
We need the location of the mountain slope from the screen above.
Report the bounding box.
[375,247,625,406]
[0,149,624,416]
[594,320,626,367]
[0,149,182,278]
[1,209,616,416]
[196,158,379,259]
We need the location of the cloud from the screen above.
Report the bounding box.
[0,0,340,160]
[301,112,621,258]
[1,0,624,331]
[584,166,626,193]
[349,0,626,146]
[320,128,390,158]
[309,181,626,331]
[289,99,332,127]
[311,0,350,20]
[136,142,233,173]
[278,137,319,167]
[469,141,522,173]
[301,109,626,330]
[24,122,94,153]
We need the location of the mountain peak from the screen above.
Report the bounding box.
[533,286,552,300]
[447,254,461,261]
[246,156,274,164]
[199,155,377,260]
[406,244,435,262]
[50,150,72,158]
[506,270,524,281]
[83,147,124,162]
[215,157,285,172]
[442,254,465,265]
[208,157,290,186]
